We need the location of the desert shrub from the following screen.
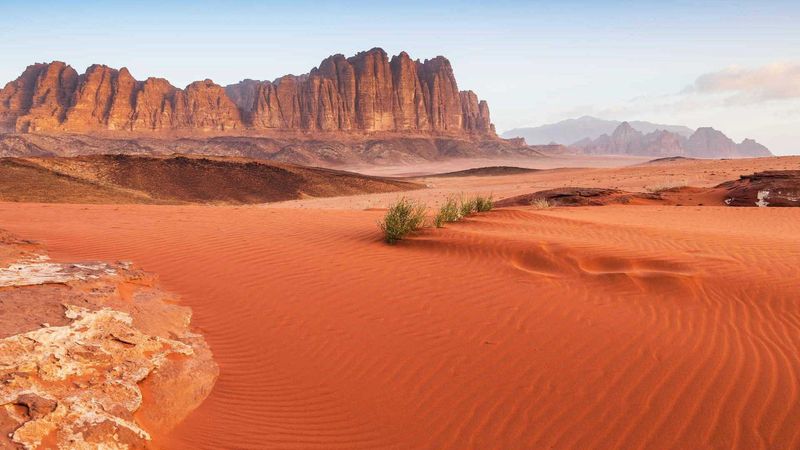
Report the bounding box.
[379,198,427,244]
[530,197,553,209]
[475,195,493,212]
[433,196,461,227]
[459,197,478,217]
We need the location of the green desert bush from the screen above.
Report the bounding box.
[459,196,478,217]
[379,198,427,244]
[433,194,493,227]
[475,194,494,212]
[433,196,461,227]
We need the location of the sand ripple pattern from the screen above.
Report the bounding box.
[0,203,798,449]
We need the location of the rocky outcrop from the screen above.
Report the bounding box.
[460,91,493,134]
[0,48,495,137]
[0,62,79,133]
[572,122,771,158]
[718,171,800,207]
[174,79,242,131]
[131,77,177,131]
[234,49,492,135]
[0,230,218,448]
[495,187,661,207]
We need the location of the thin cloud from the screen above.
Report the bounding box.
[684,62,800,104]
[579,62,800,119]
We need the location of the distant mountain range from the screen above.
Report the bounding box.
[502,116,770,158]
[571,122,771,158]
[502,116,694,145]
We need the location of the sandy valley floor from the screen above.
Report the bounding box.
[1,156,799,449]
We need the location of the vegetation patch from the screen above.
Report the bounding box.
[530,198,553,209]
[381,193,495,243]
[379,198,427,244]
[459,197,478,217]
[433,194,493,228]
[434,196,461,228]
[475,195,494,212]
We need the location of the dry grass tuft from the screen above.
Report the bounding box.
[530,198,553,209]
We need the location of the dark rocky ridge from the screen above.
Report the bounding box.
[718,171,800,207]
[0,132,541,167]
[0,154,423,204]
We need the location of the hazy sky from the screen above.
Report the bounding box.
[2,0,799,153]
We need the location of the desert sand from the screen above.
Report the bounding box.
[0,155,798,449]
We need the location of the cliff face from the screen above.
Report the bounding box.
[230,49,492,134]
[573,122,771,158]
[0,62,79,132]
[0,48,494,137]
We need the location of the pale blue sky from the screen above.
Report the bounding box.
[1,0,799,153]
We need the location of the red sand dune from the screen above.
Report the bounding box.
[1,201,798,449]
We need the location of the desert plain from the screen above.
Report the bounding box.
[1,154,798,449]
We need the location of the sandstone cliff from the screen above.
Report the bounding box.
[0,48,494,137]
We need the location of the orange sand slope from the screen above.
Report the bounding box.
[1,202,798,449]
[275,155,800,210]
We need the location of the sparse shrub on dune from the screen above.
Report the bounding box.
[434,196,461,228]
[459,196,478,217]
[381,193,494,241]
[530,197,553,209]
[475,195,493,212]
[434,194,493,228]
[379,198,427,244]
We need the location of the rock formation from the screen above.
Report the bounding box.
[0,62,79,133]
[718,171,800,207]
[495,187,661,208]
[572,122,771,158]
[0,48,494,136]
[0,229,218,449]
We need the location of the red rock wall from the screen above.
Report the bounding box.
[0,48,495,136]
